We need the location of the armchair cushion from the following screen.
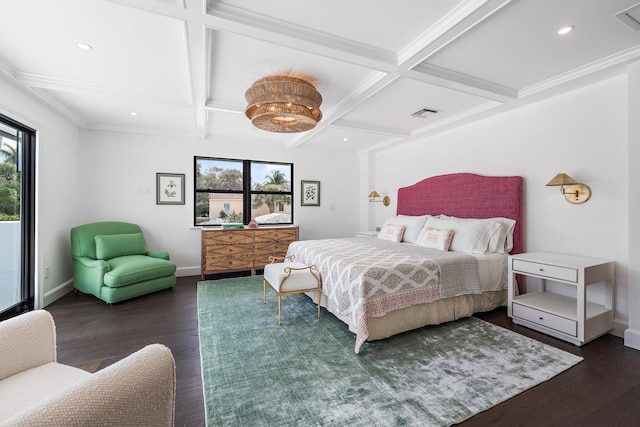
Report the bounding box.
[104,255,176,288]
[0,363,90,420]
[95,233,147,260]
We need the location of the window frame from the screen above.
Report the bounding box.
[194,156,294,227]
[0,114,35,320]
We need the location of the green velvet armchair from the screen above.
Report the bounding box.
[70,221,176,303]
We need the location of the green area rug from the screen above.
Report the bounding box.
[198,276,582,426]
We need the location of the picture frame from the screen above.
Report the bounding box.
[301,180,320,206]
[156,173,185,205]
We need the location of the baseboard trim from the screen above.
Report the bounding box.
[611,319,628,338]
[177,266,200,277]
[624,328,640,350]
[43,279,73,308]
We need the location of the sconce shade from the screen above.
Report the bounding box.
[245,75,323,133]
[368,190,390,206]
[546,172,591,204]
[546,173,578,186]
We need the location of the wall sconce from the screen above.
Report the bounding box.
[368,191,390,206]
[546,173,592,204]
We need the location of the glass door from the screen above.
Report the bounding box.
[0,115,35,320]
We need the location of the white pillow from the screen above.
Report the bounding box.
[423,216,502,254]
[492,217,516,253]
[381,215,429,244]
[440,215,516,253]
[377,223,406,243]
[416,227,454,251]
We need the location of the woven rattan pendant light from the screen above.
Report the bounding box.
[245,75,323,133]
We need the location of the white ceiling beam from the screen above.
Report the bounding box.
[399,0,513,70]
[184,0,209,139]
[288,71,396,149]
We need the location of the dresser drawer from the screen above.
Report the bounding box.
[203,230,254,245]
[512,259,577,283]
[204,244,253,257]
[206,257,254,271]
[512,302,577,337]
[254,228,298,242]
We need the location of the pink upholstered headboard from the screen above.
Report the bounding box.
[396,173,524,254]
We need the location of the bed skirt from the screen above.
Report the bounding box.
[306,290,507,341]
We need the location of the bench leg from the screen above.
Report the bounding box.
[263,279,267,304]
[278,295,282,325]
[317,289,321,318]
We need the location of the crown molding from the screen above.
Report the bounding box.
[16,72,191,106]
[84,123,196,139]
[27,87,86,127]
[519,45,640,98]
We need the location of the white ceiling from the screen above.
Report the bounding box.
[1,0,639,154]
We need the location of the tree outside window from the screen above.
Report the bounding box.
[194,157,293,226]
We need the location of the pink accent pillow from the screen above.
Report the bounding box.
[416,227,454,251]
[377,223,406,243]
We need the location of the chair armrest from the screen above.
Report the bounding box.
[2,344,176,427]
[72,257,109,294]
[0,310,56,381]
[147,251,170,260]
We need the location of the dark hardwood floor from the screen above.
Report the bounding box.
[45,276,640,427]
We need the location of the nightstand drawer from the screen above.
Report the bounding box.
[512,302,577,336]
[512,259,577,283]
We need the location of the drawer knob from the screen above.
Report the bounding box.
[539,317,544,320]
[539,268,544,271]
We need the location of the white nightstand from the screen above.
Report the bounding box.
[507,252,614,346]
[355,231,378,238]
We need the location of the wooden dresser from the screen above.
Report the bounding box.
[200,226,299,279]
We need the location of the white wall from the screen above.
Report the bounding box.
[364,74,630,336]
[78,130,360,276]
[0,73,82,308]
[625,61,640,349]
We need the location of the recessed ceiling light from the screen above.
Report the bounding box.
[77,42,93,50]
[557,25,574,35]
[130,112,138,116]
[343,138,349,142]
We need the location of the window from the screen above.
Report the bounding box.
[0,114,35,320]
[194,157,293,226]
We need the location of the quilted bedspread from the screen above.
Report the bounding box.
[286,238,481,353]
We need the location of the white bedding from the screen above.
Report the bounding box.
[473,253,508,292]
[287,238,508,352]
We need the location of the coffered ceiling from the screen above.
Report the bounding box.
[1,0,639,153]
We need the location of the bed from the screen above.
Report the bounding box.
[287,173,524,353]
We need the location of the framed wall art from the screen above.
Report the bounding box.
[301,180,320,206]
[156,173,185,205]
